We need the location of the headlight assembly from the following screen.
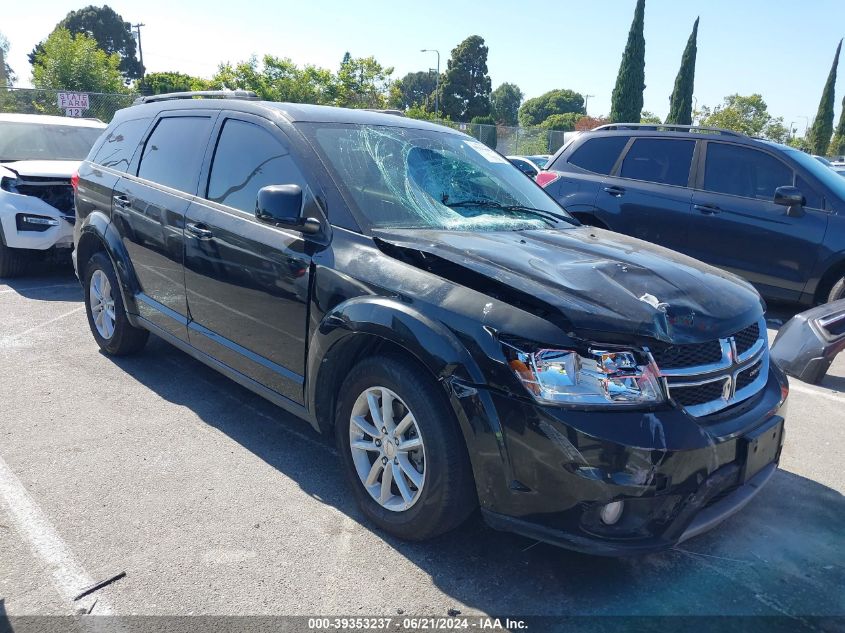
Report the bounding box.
[503,341,664,406]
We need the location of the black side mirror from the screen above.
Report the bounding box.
[773,186,805,217]
[255,184,321,235]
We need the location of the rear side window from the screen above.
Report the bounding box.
[620,138,695,186]
[91,117,150,172]
[137,116,212,193]
[703,143,793,201]
[566,136,629,175]
[206,119,304,213]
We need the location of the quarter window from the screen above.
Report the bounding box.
[207,119,304,213]
[619,138,695,186]
[137,116,212,193]
[796,175,823,210]
[92,117,150,173]
[703,143,793,201]
[566,136,630,175]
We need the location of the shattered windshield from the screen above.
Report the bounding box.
[301,123,574,231]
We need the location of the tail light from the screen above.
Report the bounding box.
[71,171,79,192]
[535,171,560,188]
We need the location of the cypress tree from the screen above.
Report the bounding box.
[665,18,699,125]
[831,93,845,157]
[610,0,646,123]
[808,39,841,156]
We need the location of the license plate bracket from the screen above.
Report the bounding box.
[742,417,784,482]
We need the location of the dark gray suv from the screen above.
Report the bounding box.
[539,124,845,305]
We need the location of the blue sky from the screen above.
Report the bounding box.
[4,0,844,132]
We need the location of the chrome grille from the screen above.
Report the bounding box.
[653,318,769,417]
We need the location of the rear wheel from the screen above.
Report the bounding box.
[0,244,30,278]
[335,355,476,540]
[827,276,845,304]
[83,252,149,355]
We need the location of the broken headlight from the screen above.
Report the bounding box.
[503,342,664,406]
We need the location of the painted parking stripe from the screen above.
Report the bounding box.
[0,454,113,614]
[787,380,845,403]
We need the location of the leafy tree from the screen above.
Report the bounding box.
[139,71,211,95]
[470,114,497,148]
[336,55,393,108]
[575,115,610,131]
[32,28,125,93]
[541,112,582,131]
[666,17,699,125]
[490,82,523,126]
[0,32,14,86]
[388,71,437,110]
[212,55,337,104]
[831,93,845,156]
[405,105,439,121]
[518,89,585,127]
[610,0,646,123]
[30,5,143,81]
[787,136,811,152]
[700,94,788,142]
[640,110,661,124]
[439,35,492,121]
[808,39,842,155]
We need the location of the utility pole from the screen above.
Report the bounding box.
[0,47,7,87]
[132,23,146,78]
[584,94,595,115]
[421,49,440,118]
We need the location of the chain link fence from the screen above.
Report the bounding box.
[0,87,137,123]
[433,120,569,156]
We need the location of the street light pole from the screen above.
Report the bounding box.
[584,94,595,115]
[421,49,440,118]
[132,23,146,79]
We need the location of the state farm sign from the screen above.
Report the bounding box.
[57,92,90,117]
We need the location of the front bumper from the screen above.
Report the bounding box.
[0,194,74,251]
[458,365,788,556]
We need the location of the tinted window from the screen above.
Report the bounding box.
[566,136,629,175]
[207,119,303,213]
[620,138,695,186]
[796,175,823,210]
[137,116,212,193]
[92,118,150,172]
[704,143,793,201]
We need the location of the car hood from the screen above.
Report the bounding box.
[0,160,81,179]
[373,226,764,345]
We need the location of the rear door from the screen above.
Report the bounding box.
[183,113,316,404]
[111,112,215,340]
[688,141,828,301]
[595,136,696,253]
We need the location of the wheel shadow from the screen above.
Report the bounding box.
[101,335,845,620]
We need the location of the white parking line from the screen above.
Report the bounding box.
[788,380,845,403]
[0,307,84,345]
[0,283,78,294]
[0,454,113,614]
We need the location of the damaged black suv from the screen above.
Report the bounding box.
[73,92,788,555]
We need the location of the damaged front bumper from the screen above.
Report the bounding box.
[462,364,788,556]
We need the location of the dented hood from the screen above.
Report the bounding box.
[373,226,764,345]
[0,160,80,179]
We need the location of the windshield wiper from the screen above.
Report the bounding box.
[445,199,576,227]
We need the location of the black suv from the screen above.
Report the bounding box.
[73,93,788,555]
[539,124,845,305]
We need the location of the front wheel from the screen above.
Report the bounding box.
[827,276,845,304]
[335,355,476,540]
[0,243,30,278]
[83,252,149,355]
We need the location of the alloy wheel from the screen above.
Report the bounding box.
[89,269,116,340]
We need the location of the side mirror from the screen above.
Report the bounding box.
[255,184,321,235]
[773,186,805,217]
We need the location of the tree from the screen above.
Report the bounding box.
[470,114,497,148]
[490,82,523,126]
[32,28,124,93]
[29,5,143,81]
[666,17,699,125]
[541,112,582,131]
[335,55,393,108]
[211,55,338,104]
[575,115,610,131]
[0,32,14,86]
[610,0,646,123]
[700,94,789,143]
[831,92,845,156]
[518,89,585,127]
[139,71,211,95]
[439,35,492,121]
[388,71,437,111]
[640,110,661,124]
[808,39,842,156]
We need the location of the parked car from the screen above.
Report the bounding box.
[73,93,788,555]
[834,166,845,178]
[507,155,542,178]
[538,123,845,304]
[813,155,834,168]
[525,154,551,169]
[0,113,106,276]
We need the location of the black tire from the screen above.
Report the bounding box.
[335,355,477,540]
[827,277,845,304]
[83,251,149,355]
[0,243,30,278]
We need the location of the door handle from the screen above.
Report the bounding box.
[603,186,625,197]
[186,222,213,239]
[693,204,721,215]
[113,195,130,210]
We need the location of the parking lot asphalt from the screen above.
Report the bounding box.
[0,270,843,622]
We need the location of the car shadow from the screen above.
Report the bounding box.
[102,335,845,620]
[0,270,81,302]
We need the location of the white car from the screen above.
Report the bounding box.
[0,113,106,277]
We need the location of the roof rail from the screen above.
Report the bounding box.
[592,123,744,137]
[133,90,260,105]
